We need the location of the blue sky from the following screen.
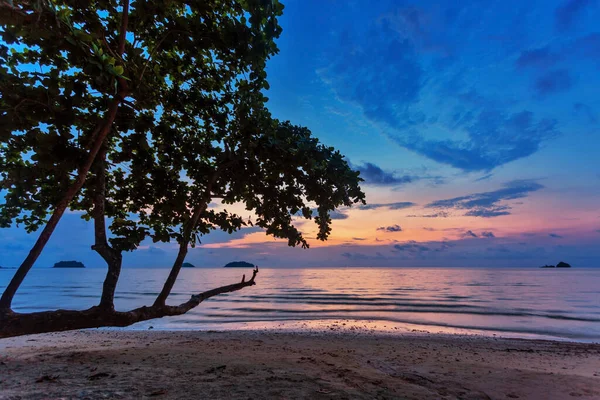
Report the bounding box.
[1,0,599,268]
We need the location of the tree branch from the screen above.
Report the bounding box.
[117,0,130,56]
[0,268,258,338]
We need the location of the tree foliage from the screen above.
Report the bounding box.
[0,0,365,337]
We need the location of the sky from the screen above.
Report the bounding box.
[1,0,600,268]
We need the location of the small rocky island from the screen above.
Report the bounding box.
[182,262,195,268]
[540,261,572,268]
[224,261,255,268]
[53,261,85,269]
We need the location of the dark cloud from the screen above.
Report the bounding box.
[392,240,454,255]
[329,210,349,220]
[201,226,264,245]
[393,110,559,172]
[322,7,561,173]
[555,0,596,32]
[481,231,495,238]
[574,103,598,124]
[474,173,493,182]
[341,252,385,261]
[549,233,564,238]
[407,212,450,218]
[354,162,414,186]
[534,69,574,96]
[352,237,367,241]
[148,246,166,254]
[358,202,416,211]
[426,180,544,218]
[342,252,368,260]
[486,246,511,253]
[422,227,436,231]
[377,224,402,232]
[295,208,348,220]
[464,230,478,238]
[516,47,561,69]
[570,33,600,61]
[392,241,431,254]
[324,20,423,129]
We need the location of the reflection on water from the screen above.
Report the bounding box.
[1,267,599,341]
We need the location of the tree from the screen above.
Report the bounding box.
[0,0,365,338]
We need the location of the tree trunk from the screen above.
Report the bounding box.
[153,173,221,307]
[0,0,130,311]
[0,268,258,338]
[0,94,126,310]
[92,144,123,311]
[153,203,207,307]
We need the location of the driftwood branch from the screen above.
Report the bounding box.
[0,268,258,338]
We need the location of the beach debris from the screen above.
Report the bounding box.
[36,374,59,383]
[205,365,227,374]
[316,389,332,394]
[88,372,110,381]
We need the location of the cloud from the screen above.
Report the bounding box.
[341,252,385,261]
[516,47,561,69]
[377,224,402,232]
[574,103,598,124]
[392,241,431,254]
[534,69,574,96]
[481,231,495,238]
[570,33,600,61]
[392,240,454,256]
[392,110,559,172]
[464,230,478,238]
[322,19,423,129]
[295,208,348,220]
[354,162,414,186]
[352,237,367,241]
[358,202,416,211]
[486,246,511,253]
[407,212,450,218]
[320,6,561,173]
[549,233,564,238]
[474,173,493,182]
[329,210,349,220]
[426,179,544,218]
[555,0,596,32]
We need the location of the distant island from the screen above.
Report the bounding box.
[182,262,195,268]
[53,261,85,269]
[224,261,255,268]
[540,261,572,268]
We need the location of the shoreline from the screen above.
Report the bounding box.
[103,318,600,344]
[1,329,599,399]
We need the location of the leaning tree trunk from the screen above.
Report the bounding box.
[0,268,258,338]
[0,0,131,311]
[91,144,123,311]
[0,95,126,310]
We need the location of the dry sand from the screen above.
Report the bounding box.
[1,327,599,399]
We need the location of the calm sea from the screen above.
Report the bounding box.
[1,267,599,342]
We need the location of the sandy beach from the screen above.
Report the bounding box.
[1,327,599,400]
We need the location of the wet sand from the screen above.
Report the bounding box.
[1,328,599,399]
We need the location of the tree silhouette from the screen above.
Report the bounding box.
[0,0,365,338]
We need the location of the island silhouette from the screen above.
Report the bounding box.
[224,261,255,268]
[52,261,85,269]
[540,261,572,268]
